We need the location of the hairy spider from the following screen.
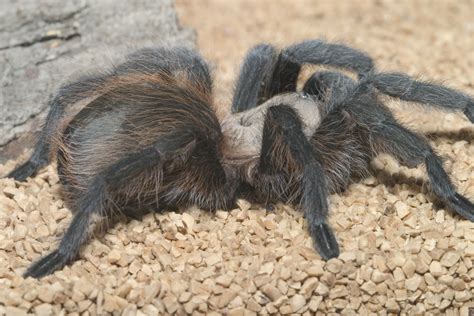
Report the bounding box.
[5,40,474,278]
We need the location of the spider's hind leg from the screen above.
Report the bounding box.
[7,74,108,181]
[24,144,164,278]
[369,72,474,123]
[369,117,474,221]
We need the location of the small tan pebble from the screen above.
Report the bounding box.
[405,274,422,291]
[236,199,251,212]
[107,249,121,263]
[371,270,386,283]
[228,295,244,309]
[402,260,416,278]
[308,296,323,312]
[305,263,324,277]
[290,294,306,313]
[454,290,472,302]
[177,292,192,304]
[77,300,92,313]
[392,267,405,283]
[262,219,277,230]
[215,274,234,287]
[315,282,329,296]
[385,298,399,313]
[266,303,279,314]
[4,291,23,306]
[35,225,49,237]
[217,290,238,308]
[183,301,196,314]
[121,304,137,316]
[394,201,410,219]
[33,304,54,316]
[438,273,454,285]
[325,258,343,274]
[23,289,38,302]
[215,210,228,220]
[280,267,292,280]
[13,225,28,241]
[439,298,451,310]
[38,288,55,304]
[301,277,318,296]
[162,295,179,314]
[360,281,377,295]
[339,251,356,262]
[258,262,274,275]
[414,257,429,274]
[429,261,444,277]
[291,270,307,282]
[279,304,292,315]
[394,289,407,301]
[261,284,282,301]
[204,253,221,266]
[228,307,246,316]
[329,285,348,299]
[440,251,460,267]
[6,306,28,316]
[246,298,261,312]
[451,278,465,291]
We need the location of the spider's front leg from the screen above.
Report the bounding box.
[259,105,339,259]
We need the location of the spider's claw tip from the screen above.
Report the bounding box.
[23,250,68,279]
[312,223,340,260]
[449,193,474,222]
[6,161,39,182]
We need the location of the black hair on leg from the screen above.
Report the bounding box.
[266,39,373,99]
[232,44,277,113]
[303,71,358,114]
[370,119,474,221]
[369,72,474,122]
[282,40,374,78]
[7,74,109,182]
[24,144,164,278]
[267,50,302,97]
[119,47,213,95]
[261,105,339,259]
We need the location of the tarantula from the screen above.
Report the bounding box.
[5,40,474,278]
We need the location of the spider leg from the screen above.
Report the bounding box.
[267,40,374,98]
[366,113,474,221]
[232,44,278,113]
[24,144,164,278]
[369,72,474,122]
[303,71,357,113]
[7,74,109,182]
[260,105,339,259]
[7,47,212,181]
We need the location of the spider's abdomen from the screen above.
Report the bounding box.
[56,75,234,212]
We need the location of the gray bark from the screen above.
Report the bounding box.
[0,0,196,162]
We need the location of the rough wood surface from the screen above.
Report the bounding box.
[0,0,195,162]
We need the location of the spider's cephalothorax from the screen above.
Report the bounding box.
[6,41,474,278]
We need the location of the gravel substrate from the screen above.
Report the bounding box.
[1,0,474,315]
